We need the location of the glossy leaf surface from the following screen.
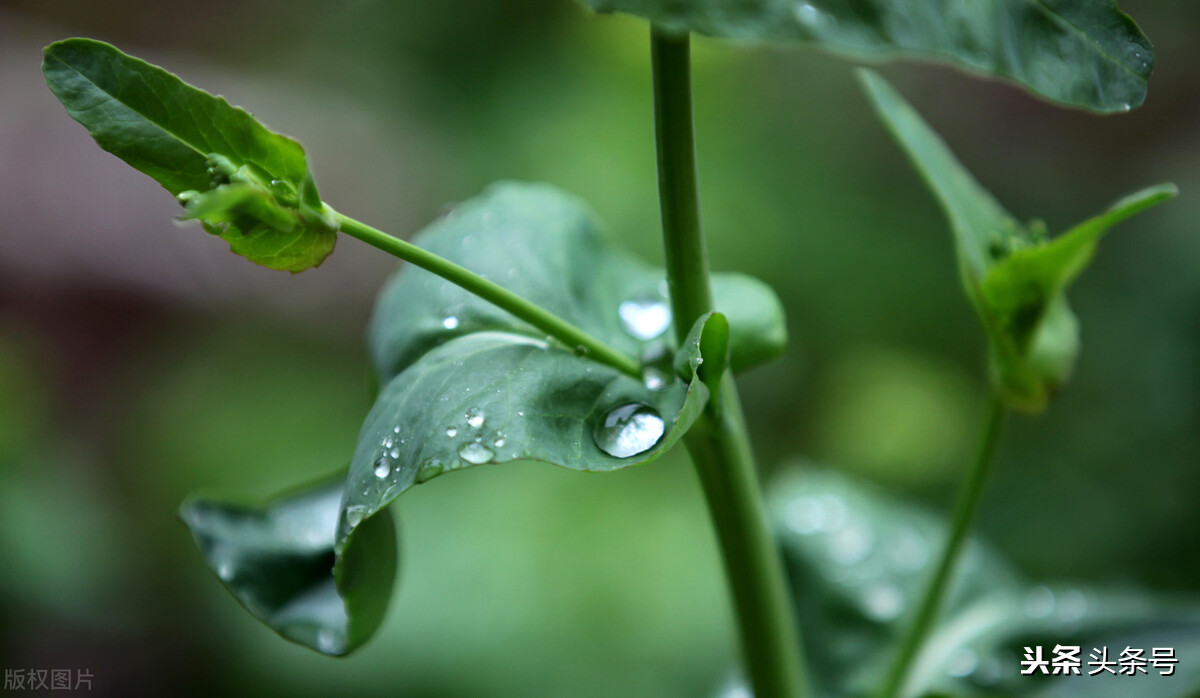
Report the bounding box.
[860,70,1175,411]
[181,474,397,656]
[341,184,758,545]
[579,0,1153,113]
[43,39,335,271]
[770,467,1200,697]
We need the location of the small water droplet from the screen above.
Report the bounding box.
[345,505,369,528]
[946,647,979,678]
[383,436,395,449]
[642,366,669,390]
[316,629,338,654]
[862,582,905,621]
[389,447,401,459]
[374,457,392,478]
[465,408,485,429]
[417,458,444,482]
[446,426,458,438]
[1024,585,1055,619]
[593,403,665,458]
[517,410,525,417]
[442,315,460,330]
[393,425,402,434]
[458,442,495,464]
[619,296,672,340]
[494,437,506,448]
[574,345,590,357]
[216,559,235,581]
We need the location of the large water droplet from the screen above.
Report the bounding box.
[465,407,485,429]
[619,296,672,340]
[374,457,392,479]
[458,442,495,464]
[593,403,665,458]
[442,315,460,330]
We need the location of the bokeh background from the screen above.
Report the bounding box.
[1,1,1197,695]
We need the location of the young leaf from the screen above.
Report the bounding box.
[339,183,749,547]
[180,473,397,656]
[579,0,1153,113]
[769,467,1200,697]
[859,70,1176,411]
[42,38,335,272]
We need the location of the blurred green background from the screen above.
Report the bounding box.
[0,1,1197,695]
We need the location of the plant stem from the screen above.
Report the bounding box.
[334,210,642,379]
[651,25,808,698]
[876,395,1007,698]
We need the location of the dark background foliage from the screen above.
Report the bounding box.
[1,1,1196,695]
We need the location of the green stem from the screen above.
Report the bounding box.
[651,26,808,698]
[876,395,1008,698]
[334,210,642,379]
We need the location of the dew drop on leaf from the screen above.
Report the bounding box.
[618,296,672,340]
[465,407,485,429]
[593,403,665,458]
[345,505,368,528]
[446,426,458,438]
[442,315,460,330]
[458,442,495,464]
[373,457,392,479]
[417,458,444,483]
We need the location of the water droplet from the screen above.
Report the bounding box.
[494,437,506,448]
[417,458,444,482]
[619,296,672,340]
[383,436,395,449]
[216,559,235,581]
[374,457,392,479]
[393,425,402,434]
[345,505,368,528]
[389,447,401,459]
[442,315,460,330]
[458,442,495,464]
[316,629,338,654]
[642,366,669,390]
[574,345,590,357]
[465,408,485,429]
[517,410,525,417]
[946,647,979,678]
[862,582,905,621]
[1120,103,1132,112]
[593,403,665,458]
[446,426,458,438]
[1024,586,1055,619]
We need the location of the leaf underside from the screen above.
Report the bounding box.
[859,69,1175,411]
[580,0,1153,113]
[180,474,397,656]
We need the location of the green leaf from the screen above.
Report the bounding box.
[579,0,1153,113]
[770,467,1200,697]
[180,473,397,656]
[42,38,335,272]
[341,182,735,547]
[859,69,1176,411]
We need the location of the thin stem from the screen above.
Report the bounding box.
[334,211,642,379]
[876,395,1008,698]
[651,26,808,698]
